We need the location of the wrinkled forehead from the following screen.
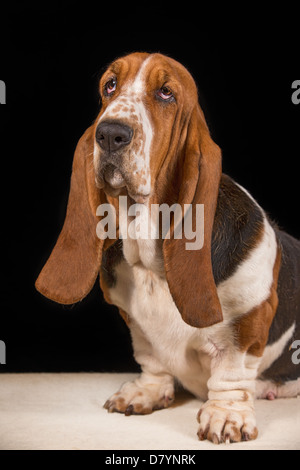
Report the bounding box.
[100,52,197,97]
[101,52,149,86]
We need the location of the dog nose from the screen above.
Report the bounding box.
[96,121,133,153]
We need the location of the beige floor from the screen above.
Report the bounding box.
[0,373,299,450]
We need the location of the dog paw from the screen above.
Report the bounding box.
[197,399,258,444]
[104,380,174,415]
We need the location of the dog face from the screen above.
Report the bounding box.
[93,53,198,203]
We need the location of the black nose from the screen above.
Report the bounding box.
[96,121,133,153]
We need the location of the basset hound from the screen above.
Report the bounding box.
[35,52,300,444]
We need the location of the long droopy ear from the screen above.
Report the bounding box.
[35,126,106,304]
[163,105,223,328]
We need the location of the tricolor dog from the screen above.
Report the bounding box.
[36,53,300,444]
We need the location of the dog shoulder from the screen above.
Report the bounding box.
[212,174,266,286]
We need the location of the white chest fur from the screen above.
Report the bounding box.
[109,258,212,398]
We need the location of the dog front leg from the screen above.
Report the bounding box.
[104,320,175,415]
[197,349,260,444]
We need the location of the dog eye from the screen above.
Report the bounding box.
[104,78,117,96]
[157,86,174,101]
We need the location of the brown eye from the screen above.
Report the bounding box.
[157,85,174,101]
[104,78,117,96]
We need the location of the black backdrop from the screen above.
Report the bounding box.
[0,3,299,372]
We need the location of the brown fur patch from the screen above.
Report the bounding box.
[233,245,281,356]
[118,308,130,326]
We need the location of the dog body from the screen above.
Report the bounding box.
[102,176,300,418]
[36,53,300,444]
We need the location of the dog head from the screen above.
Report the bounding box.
[36,52,222,328]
